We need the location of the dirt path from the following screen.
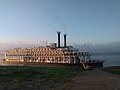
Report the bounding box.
[64,69,120,90]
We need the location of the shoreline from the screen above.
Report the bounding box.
[103,66,120,70]
[0,60,120,68]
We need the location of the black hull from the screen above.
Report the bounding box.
[87,61,104,67]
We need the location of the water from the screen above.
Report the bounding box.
[0,54,5,60]
[0,54,120,67]
[91,54,120,67]
[0,54,5,66]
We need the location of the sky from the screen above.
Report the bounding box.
[0,0,120,49]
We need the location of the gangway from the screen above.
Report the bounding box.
[80,60,92,70]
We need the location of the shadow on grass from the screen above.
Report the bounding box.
[0,66,83,90]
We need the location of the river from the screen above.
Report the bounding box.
[91,54,120,67]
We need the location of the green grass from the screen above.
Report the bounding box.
[109,70,120,75]
[104,66,120,75]
[0,66,83,90]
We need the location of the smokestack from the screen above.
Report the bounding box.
[57,31,61,48]
[64,34,67,47]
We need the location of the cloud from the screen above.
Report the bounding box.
[73,42,120,54]
[0,41,42,51]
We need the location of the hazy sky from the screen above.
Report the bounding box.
[0,0,120,46]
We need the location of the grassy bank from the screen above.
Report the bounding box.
[0,66,83,90]
[104,66,120,75]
